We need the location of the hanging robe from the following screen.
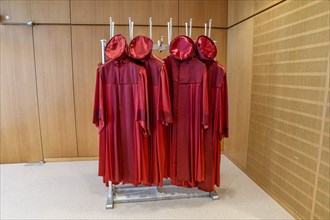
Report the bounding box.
[164,35,209,187]
[129,35,173,186]
[93,34,150,186]
[95,35,130,186]
[195,35,229,192]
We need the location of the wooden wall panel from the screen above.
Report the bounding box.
[112,26,130,41]
[1,0,228,163]
[179,0,227,27]
[0,0,70,23]
[179,0,204,27]
[31,0,70,23]
[0,0,31,23]
[71,0,178,25]
[71,26,109,157]
[127,0,150,25]
[70,0,129,24]
[205,0,228,27]
[224,19,254,168]
[33,25,77,158]
[228,0,254,27]
[245,0,330,219]
[149,0,179,25]
[0,26,42,163]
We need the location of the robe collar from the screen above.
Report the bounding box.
[105,34,128,61]
[195,35,217,61]
[169,35,195,61]
[129,35,153,61]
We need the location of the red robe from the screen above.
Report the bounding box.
[195,35,229,192]
[145,56,173,186]
[164,35,209,187]
[93,35,150,186]
[129,36,173,186]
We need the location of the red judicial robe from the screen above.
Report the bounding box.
[93,35,150,186]
[129,36,173,186]
[164,35,209,187]
[195,35,229,192]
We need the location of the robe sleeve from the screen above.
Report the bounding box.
[158,65,173,125]
[92,67,105,133]
[137,67,150,136]
[219,72,229,139]
[202,66,209,129]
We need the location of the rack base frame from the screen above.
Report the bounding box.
[106,181,220,209]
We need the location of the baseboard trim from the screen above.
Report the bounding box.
[223,153,302,220]
[44,157,98,162]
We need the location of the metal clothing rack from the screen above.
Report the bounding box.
[108,17,213,52]
[100,17,219,209]
[105,180,220,209]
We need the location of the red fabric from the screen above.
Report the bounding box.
[195,35,217,61]
[195,35,229,192]
[129,36,173,186]
[169,35,195,60]
[129,35,153,61]
[105,34,128,61]
[164,35,209,187]
[198,62,228,192]
[145,56,173,186]
[93,36,151,186]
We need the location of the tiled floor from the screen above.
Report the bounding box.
[0,155,293,219]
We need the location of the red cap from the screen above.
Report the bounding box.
[105,34,128,61]
[129,35,153,61]
[169,35,195,61]
[195,35,217,60]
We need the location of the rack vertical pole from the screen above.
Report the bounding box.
[109,17,113,39]
[169,18,173,43]
[208,19,212,38]
[189,18,192,38]
[149,17,152,40]
[111,22,115,38]
[131,22,134,40]
[167,22,170,45]
[101,39,107,64]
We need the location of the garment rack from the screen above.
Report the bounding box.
[100,17,219,209]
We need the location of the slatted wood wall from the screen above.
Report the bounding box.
[226,0,329,219]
